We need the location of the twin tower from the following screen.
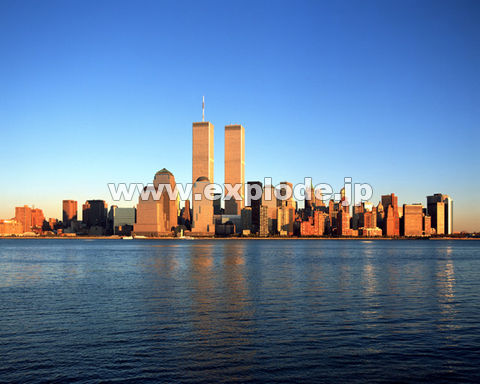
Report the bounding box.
[192,121,245,215]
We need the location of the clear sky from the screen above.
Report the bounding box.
[0,0,479,231]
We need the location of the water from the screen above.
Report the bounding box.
[0,239,479,383]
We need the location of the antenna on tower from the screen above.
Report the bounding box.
[202,96,205,122]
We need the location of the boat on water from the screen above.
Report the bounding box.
[121,236,133,240]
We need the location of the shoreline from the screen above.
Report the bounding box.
[0,236,478,241]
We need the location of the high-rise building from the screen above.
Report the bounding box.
[259,206,269,237]
[15,205,32,233]
[192,121,214,184]
[444,196,453,235]
[31,208,45,231]
[363,208,377,229]
[328,199,340,231]
[247,181,263,233]
[381,194,394,210]
[82,200,108,229]
[403,204,423,236]
[62,200,77,228]
[305,183,314,217]
[192,176,215,234]
[180,199,192,228]
[134,169,177,236]
[423,214,431,236]
[300,211,327,236]
[382,193,400,236]
[352,204,364,229]
[427,194,450,235]
[224,124,245,215]
[376,202,385,230]
[277,205,295,235]
[262,185,278,234]
[276,181,296,235]
[241,207,252,232]
[337,208,352,236]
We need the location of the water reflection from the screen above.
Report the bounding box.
[187,241,254,381]
[436,246,457,334]
[1,239,479,383]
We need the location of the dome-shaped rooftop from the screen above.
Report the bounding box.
[155,168,173,176]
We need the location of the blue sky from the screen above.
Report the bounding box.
[0,0,479,231]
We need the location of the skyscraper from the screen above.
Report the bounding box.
[82,200,108,229]
[224,124,245,215]
[262,185,278,234]
[304,183,314,217]
[180,199,192,228]
[247,181,262,233]
[382,193,400,237]
[31,208,45,230]
[192,176,215,234]
[192,122,214,184]
[427,193,452,235]
[259,206,269,237]
[277,205,295,235]
[337,208,352,236]
[62,200,77,228]
[444,196,453,235]
[134,169,178,236]
[15,205,32,233]
[403,204,423,236]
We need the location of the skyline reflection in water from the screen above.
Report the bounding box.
[0,239,479,383]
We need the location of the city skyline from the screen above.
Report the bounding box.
[0,0,478,231]
[0,113,459,237]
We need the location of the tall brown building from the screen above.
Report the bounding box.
[382,193,400,237]
[262,185,278,234]
[224,124,245,215]
[328,199,341,231]
[363,208,377,229]
[300,211,326,236]
[15,205,32,233]
[62,200,78,228]
[259,206,269,237]
[403,204,423,236]
[337,208,353,236]
[423,215,432,236]
[134,169,178,236]
[277,205,295,235]
[276,182,295,235]
[31,209,45,230]
[192,176,215,234]
[192,122,214,184]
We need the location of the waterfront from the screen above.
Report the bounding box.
[0,239,479,383]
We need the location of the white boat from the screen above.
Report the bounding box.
[122,236,134,240]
